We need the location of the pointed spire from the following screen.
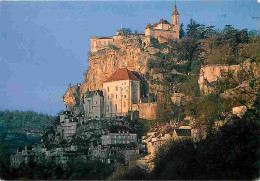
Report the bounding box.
[172,0,179,15]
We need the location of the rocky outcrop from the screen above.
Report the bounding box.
[63,36,161,108]
[198,64,241,94]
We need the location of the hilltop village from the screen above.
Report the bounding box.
[9,2,259,176]
[9,4,191,169]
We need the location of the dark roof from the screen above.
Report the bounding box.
[104,68,140,83]
[158,18,170,25]
[175,129,191,136]
[95,90,103,96]
[85,90,103,98]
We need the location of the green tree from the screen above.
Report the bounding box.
[179,23,185,38]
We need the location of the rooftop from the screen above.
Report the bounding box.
[104,68,140,83]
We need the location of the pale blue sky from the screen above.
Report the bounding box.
[0,0,259,115]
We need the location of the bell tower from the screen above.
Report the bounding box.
[171,2,179,26]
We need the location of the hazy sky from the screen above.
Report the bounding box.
[0,0,259,115]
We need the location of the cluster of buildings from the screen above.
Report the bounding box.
[10,109,139,167]
[138,122,195,169]
[10,143,81,168]
[90,3,180,52]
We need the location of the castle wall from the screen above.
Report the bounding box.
[90,37,113,52]
[148,29,179,40]
[138,102,157,120]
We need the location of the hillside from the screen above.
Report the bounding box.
[0,110,54,133]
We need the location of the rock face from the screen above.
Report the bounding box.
[63,36,157,108]
[138,103,157,120]
[198,64,241,94]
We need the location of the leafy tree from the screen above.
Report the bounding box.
[186,19,208,40]
[122,28,132,35]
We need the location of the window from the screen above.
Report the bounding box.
[124,95,126,98]
[115,104,117,111]
[123,102,126,108]
[116,95,117,99]
[107,87,109,92]
[108,96,109,100]
[116,86,118,91]
[96,101,97,104]
[107,105,109,111]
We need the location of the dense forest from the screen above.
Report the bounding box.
[0,110,55,133]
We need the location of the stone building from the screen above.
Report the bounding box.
[60,118,77,140]
[90,36,113,53]
[102,132,137,145]
[103,68,140,118]
[83,90,104,120]
[90,29,145,53]
[10,148,24,168]
[145,3,180,42]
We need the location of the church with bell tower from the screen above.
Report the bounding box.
[145,2,180,42]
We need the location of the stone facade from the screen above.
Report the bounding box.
[59,111,83,140]
[102,132,137,145]
[83,90,104,119]
[103,68,140,118]
[90,36,113,53]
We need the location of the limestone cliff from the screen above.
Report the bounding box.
[198,64,241,94]
[198,59,259,95]
[63,36,161,107]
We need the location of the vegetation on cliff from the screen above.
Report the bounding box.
[114,93,259,180]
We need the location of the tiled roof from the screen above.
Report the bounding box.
[158,19,170,24]
[145,23,152,29]
[104,68,140,83]
[151,19,171,29]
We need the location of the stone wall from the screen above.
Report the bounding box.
[90,37,113,53]
[146,29,179,40]
[138,102,157,120]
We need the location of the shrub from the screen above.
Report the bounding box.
[108,44,119,50]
